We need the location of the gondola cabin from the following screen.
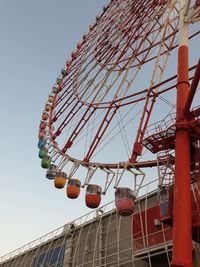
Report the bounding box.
[42,112,49,121]
[71,51,77,59]
[38,130,46,140]
[56,76,62,85]
[61,67,66,76]
[85,184,102,209]
[103,4,109,12]
[48,95,54,103]
[38,139,46,149]
[46,164,57,180]
[89,24,94,31]
[52,84,58,93]
[157,186,173,225]
[67,179,81,199]
[77,42,81,50]
[115,187,135,216]
[38,148,48,159]
[39,121,47,131]
[82,34,87,43]
[41,156,51,169]
[54,171,67,189]
[45,104,51,112]
[66,60,71,68]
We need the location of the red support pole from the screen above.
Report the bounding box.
[171,44,193,266]
[171,1,194,265]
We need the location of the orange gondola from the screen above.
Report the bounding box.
[48,94,54,103]
[54,171,67,189]
[45,103,51,112]
[85,184,102,209]
[115,187,135,216]
[67,179,81,199]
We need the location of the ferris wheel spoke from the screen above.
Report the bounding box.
[83,105,119,162]
[75,64,108,103]
[74,57,121,106]
[74,108,105,146]
[54,77,74,108]
[53,50,88,108]
[92,104,144,160]
[116,112,131,157]
[52,95,77,122]
[72,49,116,103]
[113,13,156,66]
[61,106,96,153]
[53,81,78,118]
[52,100,83,139]
[114,11,164,68]
[94,1,155,68]
[130,17,177,162]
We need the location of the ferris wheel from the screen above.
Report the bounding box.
[38,0,200,265]
[38,0,199,204]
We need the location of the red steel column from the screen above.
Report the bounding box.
[171,1,193,266]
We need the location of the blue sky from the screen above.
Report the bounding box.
[0,0,109,256]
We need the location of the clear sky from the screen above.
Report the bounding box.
[0,0,109,256]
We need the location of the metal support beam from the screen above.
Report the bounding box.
[184,5,200,23]
[184,59,200,116]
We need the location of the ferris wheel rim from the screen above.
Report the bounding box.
[47,61,199,169]
[48,0,179,166]
[40,0,200,172]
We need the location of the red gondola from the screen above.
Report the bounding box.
[71,51,77,59]
[115,187,135,216]
[77,43,81,50]
[67,179,81,199]
[39,121,47,131]
[85,184,102,209]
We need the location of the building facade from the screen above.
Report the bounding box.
[0,189,199,267]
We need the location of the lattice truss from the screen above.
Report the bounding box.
[37,0,200,204]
